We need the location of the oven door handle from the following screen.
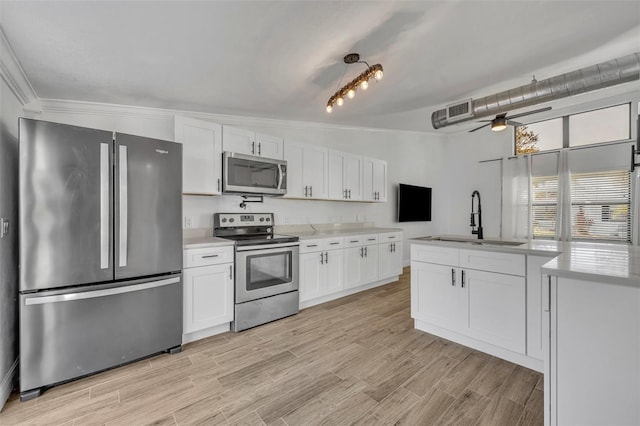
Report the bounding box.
[236,242,300,252]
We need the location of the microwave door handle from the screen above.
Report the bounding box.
[277,164,284,190]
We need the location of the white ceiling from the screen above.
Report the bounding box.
[1,1,639,132]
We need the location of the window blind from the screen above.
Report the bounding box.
[570,170,631,242]
[531,152,559,239]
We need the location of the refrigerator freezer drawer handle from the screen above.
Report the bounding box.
[24,277,180,305]
[118,145,128,267]
[100,143,109,269]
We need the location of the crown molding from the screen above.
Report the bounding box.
[0,27,38,106]
[36,98,440,137]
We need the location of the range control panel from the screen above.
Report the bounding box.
[214,213,273,228]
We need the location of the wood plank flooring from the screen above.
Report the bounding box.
[0,267,543,425]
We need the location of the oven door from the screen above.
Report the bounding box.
[235,243,299,303]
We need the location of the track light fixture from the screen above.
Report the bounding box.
[326,53,383,113]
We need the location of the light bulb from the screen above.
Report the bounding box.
[374,69,383,81]
[360,80,369,90]
[347,89,355,99]
[326,104,333,113]
[491,124,507,132]
[336,97,344,106]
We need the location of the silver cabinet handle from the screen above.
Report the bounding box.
[118,145,128,268]
[329,242,340,245]
[306,244,318,248]
[251,141,255,154]
[217,178,220,192]
[364,246,368,257]
[201,254,219,258]
[229,264,233,280]
[99,143,109,270]
[25,277,180,305]
[348,189,351,199]
[258,142,261,156]
[461,270,466,288]
[350,240,359,243]
[368,238,376,241]
[309,186,313,197]
[320,252,324,264]
[324,252,328,263]
[451,268,456,286]
[360,247,364,257]
[305,186,308,197]
[344,189,347,199]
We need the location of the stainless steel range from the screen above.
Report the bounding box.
[214,213,299,332]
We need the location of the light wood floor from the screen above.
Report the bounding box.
[1,268,543,425]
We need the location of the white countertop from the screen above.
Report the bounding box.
[410,235,640,287]
[285,227,403,240]
[183,228,235,249]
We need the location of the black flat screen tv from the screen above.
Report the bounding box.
[397,184,432,222]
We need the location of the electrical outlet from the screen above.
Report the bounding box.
[184,216,193,229]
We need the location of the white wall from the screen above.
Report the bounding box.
[31,101,448,263]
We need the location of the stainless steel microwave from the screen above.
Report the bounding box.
[222,151,287,196]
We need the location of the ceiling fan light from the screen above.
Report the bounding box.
[491,117,507,131]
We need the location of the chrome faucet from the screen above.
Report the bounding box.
[470,190,483,240]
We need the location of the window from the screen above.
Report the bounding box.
[570,170,631,242]
[507,103,634,243]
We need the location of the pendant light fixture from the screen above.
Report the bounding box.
[326,53,383,113]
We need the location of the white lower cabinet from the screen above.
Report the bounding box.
[182,246,234,341]
[378,232,403,280]
[411,244,533,369]
[299,247,344,302]
[344,235,379,289]
[544,275,640,426]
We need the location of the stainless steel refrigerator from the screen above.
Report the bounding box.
[18,118,183,401]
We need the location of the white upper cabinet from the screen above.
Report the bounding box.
[222,125,283,159]
[174,116,222,195]
[284,141,329,199]
[363,157,387,202]
[328,150,363,201]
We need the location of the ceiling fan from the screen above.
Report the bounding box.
[468,106,552,133]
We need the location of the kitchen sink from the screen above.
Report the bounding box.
[415,236,525,247]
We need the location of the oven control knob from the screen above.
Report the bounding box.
[260,217,265,222]
[229,218,235,223]
[267,227,272,233]
[221,218,227,223]
[266,217,271,222]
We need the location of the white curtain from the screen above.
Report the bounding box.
[501,155,531,239]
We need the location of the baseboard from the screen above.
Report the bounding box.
[300,276,398,309]
[182,323,230,344]
[0,357,19,411]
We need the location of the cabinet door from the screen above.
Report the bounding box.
[283,142,304,198]
[344,153,363,200]
[183,263,234,333]
[222,126,255,155]
[410,262,466,330]
[527,255,553,360]
[323,249,344,295]
[255,132,284,159]
[465,269,526,353]
[328,150,346,200]
[174,116,222,195]
[362,244,379,283]
[343,247,363,289]
[299,251,324,302]
[303,145,329,199]
[363,157,386,201]
[379,242,403,279]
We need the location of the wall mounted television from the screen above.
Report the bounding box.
[397,183,432,222]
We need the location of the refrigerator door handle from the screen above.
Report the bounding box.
[118,145,128,267]
[100,143,109,269]
[24,277,180,305]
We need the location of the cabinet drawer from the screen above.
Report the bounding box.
[299,239,324,253]
[324,237,344,250]
[459,249,525,276]
[344,236,364,247]
[184,246,234,268]
[363,234,379,245]
[379,232,402,243]
[411,244,459,266]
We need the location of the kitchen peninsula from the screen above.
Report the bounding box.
[410,236,640,426]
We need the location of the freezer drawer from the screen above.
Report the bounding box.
[19,275,182,397]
